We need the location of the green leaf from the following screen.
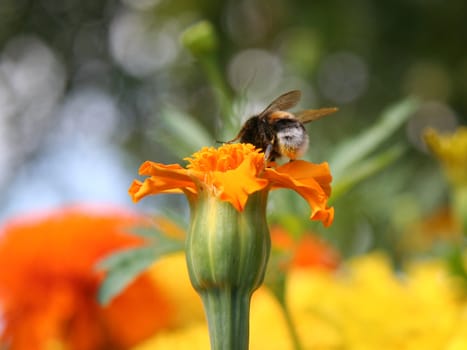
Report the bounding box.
[446,245,467,291]
[130,227,161,239]
[97,247,158,305]
[129,225,185,240]
[156,106,213,157]
[331,144,407,200]
[97,237,184,305]
[130,221,186,242]
[330,98,419,180]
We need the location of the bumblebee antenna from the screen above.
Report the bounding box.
[216,138,237,144]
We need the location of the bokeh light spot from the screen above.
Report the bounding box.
[317,51,368,104]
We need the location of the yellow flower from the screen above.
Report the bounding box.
[288,253,466,349]
[135,252,467,350]
[424,127,467,186]
[129,143,334,226]
[424,127,467,233]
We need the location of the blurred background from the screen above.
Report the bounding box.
[0,0,465,260]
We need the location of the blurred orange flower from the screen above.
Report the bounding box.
[129,143,334,227]
[0,205,172,350]
[271,226,340,271]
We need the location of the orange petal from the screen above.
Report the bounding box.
[138,161,193,182]
[129,179,186,202]
[212,156,269,211]
[270,160,333,196]
[264,161,334,227]
[129,162,198,202]
[138,160,186,176]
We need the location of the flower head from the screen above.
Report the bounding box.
[129,143,334,227]
[0,205,172,350]
[424,127,467,186]
[130,143,334,350]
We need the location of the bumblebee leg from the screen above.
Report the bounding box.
[264,144,273,162]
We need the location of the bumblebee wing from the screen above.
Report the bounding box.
[295,107,338,123]
[258,90,301,118]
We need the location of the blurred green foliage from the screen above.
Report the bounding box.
[1,0,465,262]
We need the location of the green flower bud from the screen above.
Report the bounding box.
[181,20,218,59]
[185,190,270,350]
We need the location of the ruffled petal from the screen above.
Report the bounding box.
[270,160,333,196]
[212,156,269,211]
[129,161,197,202]
[129,146,334,226]
[139,161,194,182]
[129,179,187,203]
[264,161,334,227]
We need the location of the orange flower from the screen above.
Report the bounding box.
[130,144,334,350]
[271,226,340,271]
[0,205,172,350]
[129,143,334,227]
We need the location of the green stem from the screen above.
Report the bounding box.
[201,56,234,128]
[272,279,303,350]
[200,288,251,350]
[453,185,467,235]
[266,259,303,350]
[281,301,303,350]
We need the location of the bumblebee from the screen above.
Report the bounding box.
[228,90,337,161]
